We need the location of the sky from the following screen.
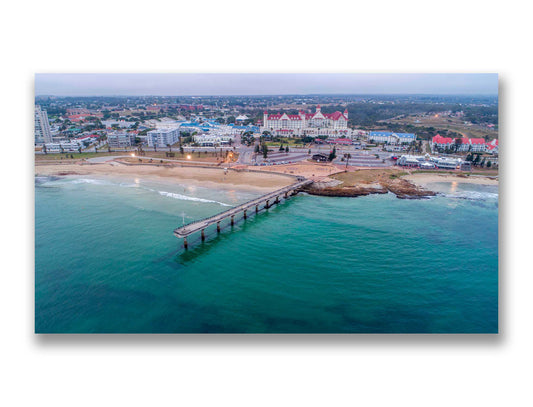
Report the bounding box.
[34,73,498,96]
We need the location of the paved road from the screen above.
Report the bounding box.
[85,155,220,166]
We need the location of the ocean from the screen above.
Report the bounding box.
[35,175,498,333]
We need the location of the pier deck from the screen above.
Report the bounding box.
[173,178,312,240]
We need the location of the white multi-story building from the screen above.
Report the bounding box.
[193,134,234,146]
[35,105,52,143]
[147,127,181,148]
[368,132,417,145]
[44,140,82,153]
[261,105,350,137]
[107,132,135,148]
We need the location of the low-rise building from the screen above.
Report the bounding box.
[368,132,416,145]
[193,134,234,146]
[434,157,462,169]
[431,134,454,150]
[485,139,499,154]
[312,153,328,162]
[397,155,424,167]
[44,141,82,153]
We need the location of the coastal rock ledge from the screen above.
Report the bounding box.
[302,178,436,200]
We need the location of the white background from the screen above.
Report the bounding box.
[1,1,531,406]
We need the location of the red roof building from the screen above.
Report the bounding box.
[263,105,349,137]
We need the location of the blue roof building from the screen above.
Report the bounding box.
[369,131,416,144]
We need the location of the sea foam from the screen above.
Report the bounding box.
[157,190,232,206]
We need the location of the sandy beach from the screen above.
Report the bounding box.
[403,173,498,188]
[35,161,296,192]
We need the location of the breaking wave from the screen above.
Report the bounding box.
[157,190,232,206]
[441,191,499,201]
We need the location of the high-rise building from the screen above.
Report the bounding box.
[35,105,52,143]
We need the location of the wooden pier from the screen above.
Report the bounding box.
[174,178,312,248]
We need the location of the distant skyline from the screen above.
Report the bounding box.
[35,73,498,97]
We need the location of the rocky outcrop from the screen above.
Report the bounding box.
[302,177,435,199]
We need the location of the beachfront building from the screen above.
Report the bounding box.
[35,105,52,143]
[261,105,350,137]
[146,127,181,148]
[44,140,83,153]
[431,157,462,169]
[107,132,135,148]
[431,134,454,151]
[431,134,494,153]
[486,139,499,154]
[469,138,487,152]
[397,155,424,167]
[368,132,417,145]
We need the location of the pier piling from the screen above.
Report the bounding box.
[217,221,220,233]
[243,209,247,220]
[231,215,234,226]
[201,229,205,242]
[183,237,188,249]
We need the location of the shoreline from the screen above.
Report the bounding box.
[402,173,498,189]
[35,161,296,193]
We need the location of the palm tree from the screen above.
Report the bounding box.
[167,144,171,152]
[42,144,47,155]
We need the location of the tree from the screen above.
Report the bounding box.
[285,146,289,153]
[43,144,47,155]
[454,137,463,152]
[328,147,337,162]
[167,144,171,152]
[487,160,492,168]
[78,147,82,154]
[180,145,184,155]
[345,153,351,170]
[262,143,268,159]
[254,144,260,154]
[279,144,284,152]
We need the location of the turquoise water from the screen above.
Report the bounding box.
[35,175,498,333]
